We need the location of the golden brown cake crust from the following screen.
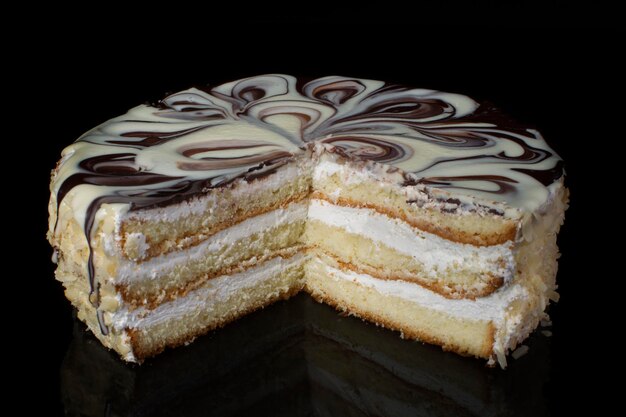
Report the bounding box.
[307,288,496,359]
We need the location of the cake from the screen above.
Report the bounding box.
[48,74,567,368]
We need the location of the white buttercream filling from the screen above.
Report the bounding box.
[112,252,306,331]
[308,199,515,281]
[314,258,526,325]
[116,201,308,283]
[124,163,305,223]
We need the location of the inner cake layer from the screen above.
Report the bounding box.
[312,160,518,246]
[307,198,514,298]
[116,202,308,308]
[121,253,307,360]
[120,162,311,261]
[304,257,496,359]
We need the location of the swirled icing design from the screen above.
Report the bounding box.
[54,75,562,222]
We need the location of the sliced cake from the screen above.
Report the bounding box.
[48,74,567,367]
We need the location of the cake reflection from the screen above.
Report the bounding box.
[61,294,553,417]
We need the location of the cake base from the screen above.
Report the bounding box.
[305,257,495,359]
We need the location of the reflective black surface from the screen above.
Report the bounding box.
[61,295,556,417]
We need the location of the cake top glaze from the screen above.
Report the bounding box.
[52,74,563,233]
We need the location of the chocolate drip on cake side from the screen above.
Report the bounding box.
[50,74,564,335]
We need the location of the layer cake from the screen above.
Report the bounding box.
[48,74,567,367]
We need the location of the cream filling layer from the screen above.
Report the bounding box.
[124,162,306,223]
[112,252,306,331]
[314,258,528,362]
[115,201,309,284]
[308,199,515,281]
[314,258,525,324]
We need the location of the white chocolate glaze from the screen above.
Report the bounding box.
[51,75,563,239]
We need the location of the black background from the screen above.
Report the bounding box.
[13,3,621,415]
